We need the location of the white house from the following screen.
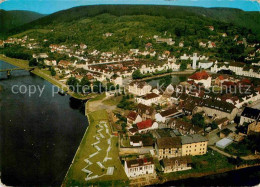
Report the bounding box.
[137,119,158,133]
[128,81,152,96]
[124,157,154,178]
[136,93,160,106]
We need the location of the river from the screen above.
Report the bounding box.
[0,60,88,186]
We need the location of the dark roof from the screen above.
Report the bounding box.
[241,107,260,120]
[160,108,179,117]
[215,117,229,125]
[137,103,155,116]
[181,134,208,144]
[130,136,142,143]
[143,93,159,100]
[220,128,233,136]
[162,156,192,167]
[157,137,182,149]
[202,99,236,113]
[126,157,153,168]
[127,111,138,120]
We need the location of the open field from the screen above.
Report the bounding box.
[63,108,128,186]
[11,29,51,38]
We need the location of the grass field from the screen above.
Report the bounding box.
[102,96,122,106]
[63,109,128,186]
[11,29,51,38]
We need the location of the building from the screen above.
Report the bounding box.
[155,137,182,160]
[216,138,233,149]
[127,111,142,126]
[194,99,238,120]
[129,136,154,147]
[155,108,182,123]
[137,119,158,133]
[188,71,211,88]
[124,157,154,178]
[136,93,160,106]
[161,156,192,173]
[128,81,152,96]
[137,103,156,120]
[240,107,260,125]
[167,118,202,135]
[247,120,260,134]
[181,134,208,156]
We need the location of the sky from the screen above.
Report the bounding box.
[0,0,259,14]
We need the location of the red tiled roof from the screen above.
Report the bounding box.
[189,71,210,80]
[137,119,153,130]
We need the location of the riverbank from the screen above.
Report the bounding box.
[62,97,128,186]
[0,55,94,100]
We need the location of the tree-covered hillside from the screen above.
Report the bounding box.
[8,5,260,37]
[0,10,44,35]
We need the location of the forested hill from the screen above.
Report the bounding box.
[7,5,260,36]
[0,10,45,34]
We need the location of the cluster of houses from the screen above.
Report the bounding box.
[121,69,260,179]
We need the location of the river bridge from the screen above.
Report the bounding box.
[0,67,35,76]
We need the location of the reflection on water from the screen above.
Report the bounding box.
[0,61,88,186]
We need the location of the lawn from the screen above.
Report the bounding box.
[102,96,122,106]
[11,29,51,38]
[224,142,252,157]
[63,109,128,186]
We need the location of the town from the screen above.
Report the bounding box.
[1,11,260,186]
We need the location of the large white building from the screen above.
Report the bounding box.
[136,93,161,106]
[124,157,154,178]
[128,81,152,96]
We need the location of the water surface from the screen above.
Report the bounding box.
[0,60,88,186]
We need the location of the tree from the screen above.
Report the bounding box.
[80,77,91,93]
[29,58,37,67]
[132,70,143,79]
[50,67,56,76]
[191,113,205,128]
[66,77,80,92]
[180,62,187,71]
[210,121,218,129]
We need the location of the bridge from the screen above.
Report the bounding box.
[0,67,35,76]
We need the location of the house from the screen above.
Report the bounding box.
[129,136,154,147]
[155,137,182,160]
[219,128,233,139]
[161,156,192,173]
[194,99,238,120]
[137,103,156,120]
[33,53,48,59]
[127,111,142,126]
[181,134,208,156]
[247,120,260,134]
[124,157,154,178]
[137,119,158,133]
[145,43,153,50]
[215,117,229,129]
[240,107,260,125]
[188,71,212,88]
[58,60,72,68]
[167,118,202,135]
[130,136,143,147]
[128,81,152,96]
[0,40,4,48]
[136,93,160,106]
[155,108,182,123]
[198,60,213,69]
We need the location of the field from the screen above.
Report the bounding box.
[11,29,51,38]
[63,108,128,186]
